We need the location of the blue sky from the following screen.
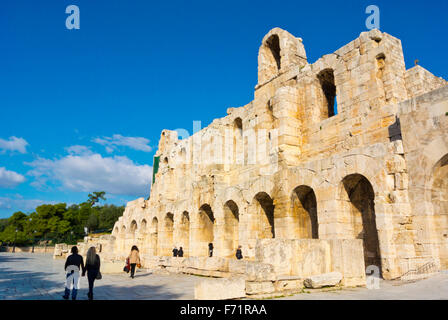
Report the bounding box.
[0,0,447,218]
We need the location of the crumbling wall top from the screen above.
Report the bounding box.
[257,27,307,86]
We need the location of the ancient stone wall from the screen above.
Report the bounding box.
[110,28,448,281]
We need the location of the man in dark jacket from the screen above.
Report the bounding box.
[178,247,184,257]
[236,246,243,260]
[208,243,213,257]
[172,247,178,257]
[62,246,85,300]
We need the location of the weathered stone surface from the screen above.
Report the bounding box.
[72,27,448,284]
[245,262,277,281]
[274,275,304,292]
[245,281,275,295]
[194,277,246,300]
[274,279,304,292]
[304,272,343,288]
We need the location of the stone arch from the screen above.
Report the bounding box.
[234,117,243,135]
[245,177,276,204]
[233,117,243,165]
[291,185,318,239]
[162,213,174,256]
[248,192,275,245]
[130,220,138,236]
[178,211,190,257]
[340,174,381,273]
[257,28,307,85]
[150,217,158,256]
[192,204,215,257]
[222,200,239,257]
[430,154,448,268]
[140,219,147,234]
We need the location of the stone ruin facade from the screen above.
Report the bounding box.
[97,28,447,288]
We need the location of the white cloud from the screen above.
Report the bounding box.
[0,167,26,188]
[0,196,46,212]
[26,153,152,197]
[66,145,93,156]
[0,136,29,154]
[93,134,152,153]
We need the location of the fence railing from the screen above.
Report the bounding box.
[395,260,439,281]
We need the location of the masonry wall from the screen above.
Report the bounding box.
[110,28,448,280]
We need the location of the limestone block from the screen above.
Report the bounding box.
[203,257,229,272]
[291,240,332,277]
[245,281,275,295]
[228,259,247,274]
[394,172,409,190]
[328,239,366,287]
[194,277,246,300]
[255,238,294,275]
[245,262,277,281]
[274,276,304,292]
[304,272,342,289]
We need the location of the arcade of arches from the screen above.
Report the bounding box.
[114,174,389,272]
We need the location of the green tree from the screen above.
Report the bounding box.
[87,191,106,206]
[0,219,8,233]
[9,211,28,231]
[86,213,99,231]
[0,192,124,245]
[98,205,125,230]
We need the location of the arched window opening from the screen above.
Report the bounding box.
[341,174,381,274]
[179,211,190,257]
[151,217,158,256]
[292,186,318,239]
[223,200,239,257]
[234,117,243,136]
[431,154,448,269]
[317,69,337,117]
[193,204,215,257]
[251,192,275,239]
[266,35,281,71]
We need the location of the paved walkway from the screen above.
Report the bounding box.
[1,253,447,300]
[0,253,201,300]
[282,272,448,300]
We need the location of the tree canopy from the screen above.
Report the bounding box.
[0,192,124,246]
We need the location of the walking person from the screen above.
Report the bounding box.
[83,246,101,300]
[236,245,243,260]
[172,246,178,257]
[208,243,214,257]
[178,247,184,257]
[62,246,85,300]
[128,245,140,279]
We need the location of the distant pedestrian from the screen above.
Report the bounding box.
[178,247,184,257]
[208,243,213,257]
[128,245,140,279]
[83,246,101,300]
[63,246,85,300]
[172,247,178,257]
[236,246,243,260]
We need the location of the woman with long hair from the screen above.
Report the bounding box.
[83,246,101,300]
[128,245,140,279]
